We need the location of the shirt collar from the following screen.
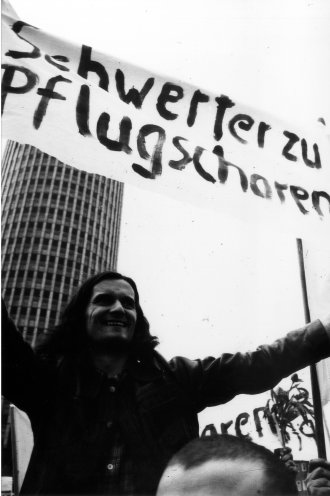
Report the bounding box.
[74,354,162,399]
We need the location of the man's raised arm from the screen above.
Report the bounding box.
[169,318,330,411]
[1,300,54,418]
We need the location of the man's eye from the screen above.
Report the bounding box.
[122,299,135,309]
[93,295,112,305]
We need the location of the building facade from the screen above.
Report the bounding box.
[1,140,124,463]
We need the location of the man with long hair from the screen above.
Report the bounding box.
[2,271,330,495]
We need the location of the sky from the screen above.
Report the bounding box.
[5,0,330,457]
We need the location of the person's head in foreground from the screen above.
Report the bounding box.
[157,434,298,496]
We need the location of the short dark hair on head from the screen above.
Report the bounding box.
[36,271,159,361]
[169,435,298,495]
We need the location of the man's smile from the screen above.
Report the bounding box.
[103,320,127,327]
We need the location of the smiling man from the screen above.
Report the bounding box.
[85,279,138,376]
[2,271,330,496]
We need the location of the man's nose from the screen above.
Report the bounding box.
[108,299,125,314]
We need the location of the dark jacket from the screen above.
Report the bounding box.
[2,303,330,495]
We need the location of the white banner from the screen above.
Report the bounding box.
[2,0,330,240]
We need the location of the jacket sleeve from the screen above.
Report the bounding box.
[169,320,330,412]
[1,300,54,419]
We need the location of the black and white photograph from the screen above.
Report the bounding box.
[1,1,330,495]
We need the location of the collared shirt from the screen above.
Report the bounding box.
[73,359,163,495]
[82,369,136,495]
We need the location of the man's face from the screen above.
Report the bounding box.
[85,279,137,346]
[157,458,267,496]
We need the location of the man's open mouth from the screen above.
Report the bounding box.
[104,321,126,327]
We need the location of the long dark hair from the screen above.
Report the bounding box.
[36,271,159,362]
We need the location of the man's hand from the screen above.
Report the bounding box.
[306,458,330,495]
[274,447,298,473]
[320,315,330,341]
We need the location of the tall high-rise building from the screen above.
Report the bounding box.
[1,140,124,464]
